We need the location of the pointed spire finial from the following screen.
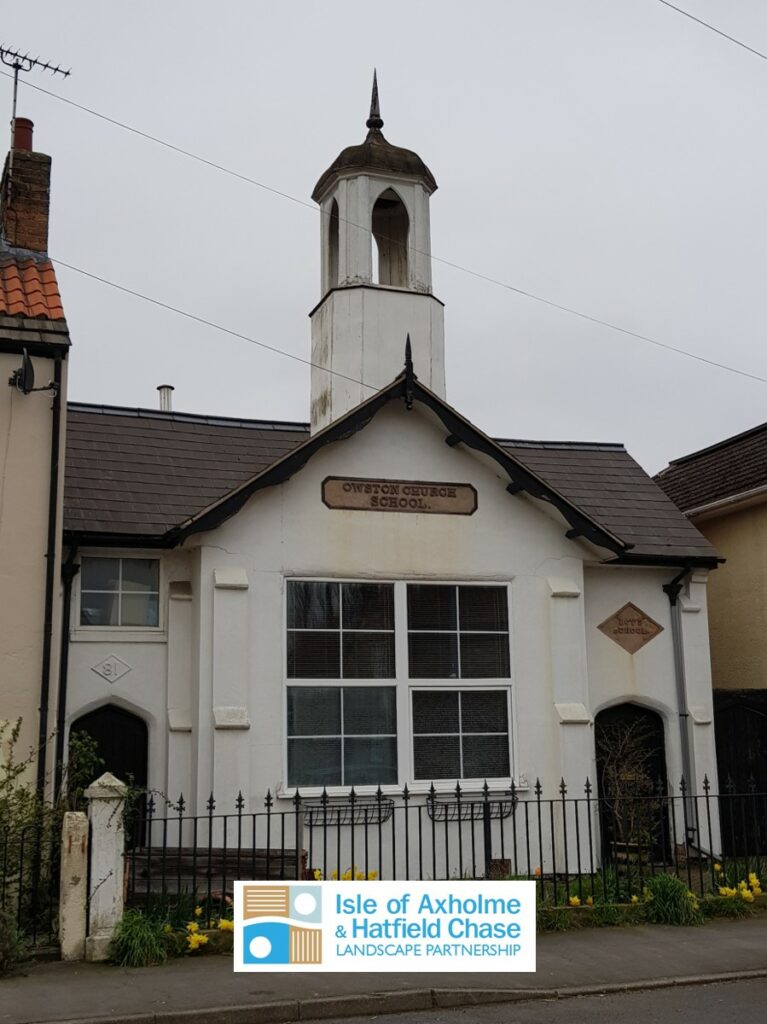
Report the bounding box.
[366,69,383,131]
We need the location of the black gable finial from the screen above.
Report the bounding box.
[366,69,383,131]
[404,333,414,410]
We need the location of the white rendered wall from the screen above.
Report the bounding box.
[64,403,719,838]
[310,287,445,430]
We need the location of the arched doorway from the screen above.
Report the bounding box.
[595,703,669,862]
[69,705,148,846]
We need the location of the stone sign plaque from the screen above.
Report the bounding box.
[597,602,663,654]
[322,477,477,515]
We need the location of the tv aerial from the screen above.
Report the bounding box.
[0,46,71,202]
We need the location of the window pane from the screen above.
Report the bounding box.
[459,586,508,631]
[408,634,458,678]
[342,583,394,630]
[287,687,341,736]
[461,691,508,733]
[287,581,339,629]
[80,591,119,626]
[288,632,340,678]
[407,585,457,630]
[414,735,460,780]
[460,634,510,678]
[121,592,159,627]
[462,735,510,778]
[343,633,395,678]
[121,559,159,592]
[80,557,120,591]
[343,687,396,734]
[288,738,341,786]
[344,737,397,785]
[412,691,459,734]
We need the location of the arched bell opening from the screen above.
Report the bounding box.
[371,188,409,287]
[327,198,339,290]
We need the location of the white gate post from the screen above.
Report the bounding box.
[59,811,89,960]
[85,772,127,962]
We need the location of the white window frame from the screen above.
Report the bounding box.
[73,551,166,643]
[280,577,517,798]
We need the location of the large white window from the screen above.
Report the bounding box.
[80,557,160,627]
[285,580,512,789]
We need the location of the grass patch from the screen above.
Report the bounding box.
[108,909,172,967]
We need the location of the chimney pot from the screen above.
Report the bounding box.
[12,118,34,153]
[157,385,174,412]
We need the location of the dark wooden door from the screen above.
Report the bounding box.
[70,705,148,846]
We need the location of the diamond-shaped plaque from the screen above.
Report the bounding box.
[91,654,132,683]
[597,602,663,654]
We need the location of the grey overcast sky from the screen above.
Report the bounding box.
[4,0,767,473]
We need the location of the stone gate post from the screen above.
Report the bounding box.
[85,772,127,962]
[59,811,89,960]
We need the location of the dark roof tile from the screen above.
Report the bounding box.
[655,422,767,513]
[64,402,717,561]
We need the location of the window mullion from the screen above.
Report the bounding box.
[117,558,123,627]
[455,585,462,680]
[339,583,344,680]
[340,688,345,785]
[395,582,409,786]
[457,690,464,779]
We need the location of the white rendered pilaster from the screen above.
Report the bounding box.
[211,568,251,811]
[167,581,193,803]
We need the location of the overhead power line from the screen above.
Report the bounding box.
[51,256,372,390]
[655,0,767,62]
[5,69,767,388]
[52,255,767,388]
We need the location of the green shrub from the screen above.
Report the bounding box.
[701,894,753,920]
[644,873,702,926]
[109,910,170,967]
[536,905,572,932]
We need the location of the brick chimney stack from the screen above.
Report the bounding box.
[0,118,52,253]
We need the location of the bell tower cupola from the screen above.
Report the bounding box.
[309,73,445,432]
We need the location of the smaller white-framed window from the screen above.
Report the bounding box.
[79,556,160,628]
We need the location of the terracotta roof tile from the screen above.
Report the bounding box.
[0,257,65,320]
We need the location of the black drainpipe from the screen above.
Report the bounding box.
[54,544,79,796]
[35,354,63,796]
[663,567,695,839]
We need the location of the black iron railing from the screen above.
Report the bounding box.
[123,777,767,917]
[0,817,60,946]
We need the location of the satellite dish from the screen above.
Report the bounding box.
[8,348,35,394]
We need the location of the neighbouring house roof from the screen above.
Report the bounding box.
[64,373,719,566]
[655,422,767,515]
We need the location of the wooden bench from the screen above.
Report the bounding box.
[125,846,308,896]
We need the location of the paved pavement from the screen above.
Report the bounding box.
[334,978,767,1024]
[3,916,767,1024]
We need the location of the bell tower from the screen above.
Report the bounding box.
[309,74,445,432]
